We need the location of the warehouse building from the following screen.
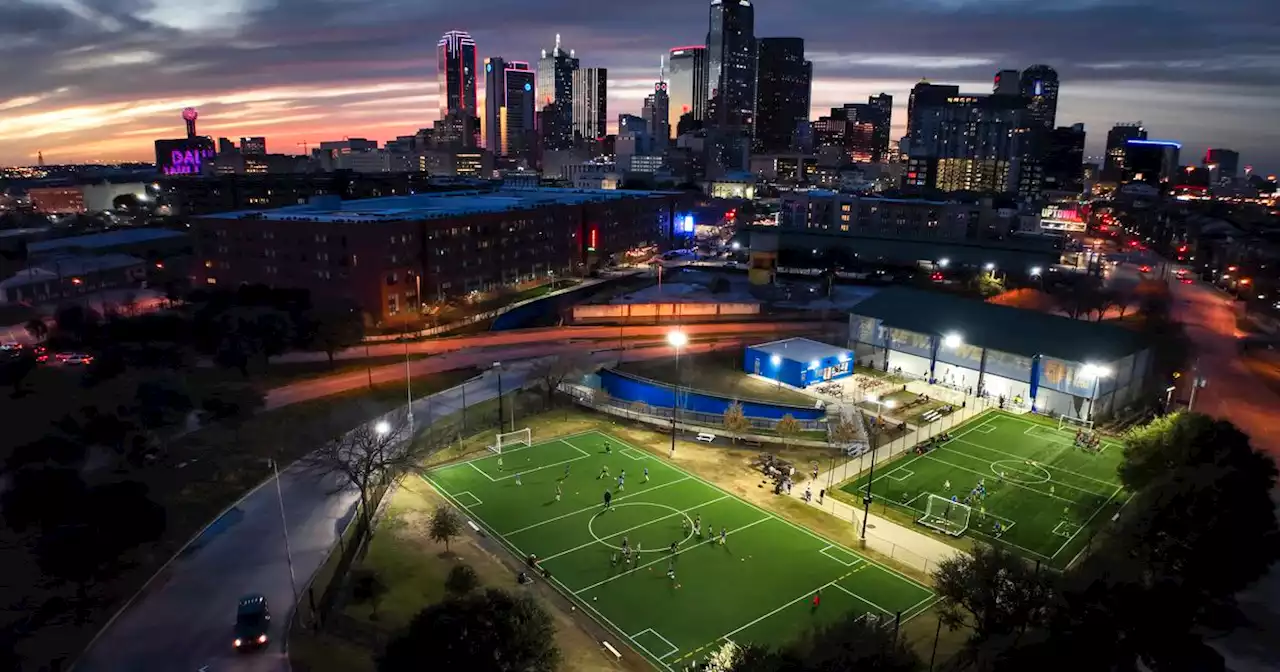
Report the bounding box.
[847,287,1151,421]
[743,337,855,389]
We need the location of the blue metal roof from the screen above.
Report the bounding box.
[28,228,186,253]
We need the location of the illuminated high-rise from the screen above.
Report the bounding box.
[571,67,608,144]
[537,34,580,152]
[707,0,756,172]
[668,46,708,133]
[437,31,478,120]
[1019,64,1059,130]
[484,58,536,161]
[754,37,811,154]
[1104,122,1147,179]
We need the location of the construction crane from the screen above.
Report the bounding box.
[297,141,316,155]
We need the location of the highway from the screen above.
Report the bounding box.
[271,321,825,364]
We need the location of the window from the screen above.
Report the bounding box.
[387,294,399,315]
[386,272,398,286]
[315,234,328,243]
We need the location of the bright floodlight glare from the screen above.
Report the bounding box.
[1030,266,1043,276]
[984,262,996,271]
[809,359,819,369]
[770,354,781,366]
[731,241,741,250]
[883,400,896,409]
[938,258,950,268]
[1081,364,1113,379]
[942,333,962,349]
[375,421,391,435]
[667,331,688,347]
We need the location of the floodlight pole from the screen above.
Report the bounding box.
[269,458,299,607]
[860,403,882,540]
[670,343,683,457]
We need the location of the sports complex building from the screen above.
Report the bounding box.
[847,287,1152,421]
[742,338,855,389]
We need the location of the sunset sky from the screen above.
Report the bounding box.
[1,0,1277,172]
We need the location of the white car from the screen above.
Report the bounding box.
[63,354,93,365]
[0,342,20,351]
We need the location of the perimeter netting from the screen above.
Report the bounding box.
[1058,415,1094,432]
[917,493,971,537]
[489,428,532,455]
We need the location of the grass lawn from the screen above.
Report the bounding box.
[856,389,950,427]
[425,430,936,671]
[290,479,643,672]
[837,412,1129,568]
[613,350,816,407]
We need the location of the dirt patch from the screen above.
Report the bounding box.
[290,478,647,672]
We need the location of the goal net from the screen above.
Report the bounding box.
[1058,415,1094,432]
[489,428,532,455]
[917,494,971,537]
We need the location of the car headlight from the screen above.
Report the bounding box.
[258,634,268,644]
[234,638,242,647]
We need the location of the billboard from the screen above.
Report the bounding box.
[155,137,216,176]
[1040,205,1086,232]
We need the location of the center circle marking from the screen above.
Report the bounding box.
[588,502,696,554]
[989,459,1051,485]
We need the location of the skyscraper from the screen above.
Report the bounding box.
[1204,148,1240,178]
[707,0,756,172]
[1124,139,1181,186]
[643,81,671,149]
[571,67,608,144]
[993,69,1020,95]
[240,137,266,154]
[537,34,579,152]
[1042,124,1087,195]
[668,46,709,132]
[903,88,1026,193]
[1019,65,1059,130]
[1104,122,1147,179]
[484,58,536,161]
[437,31,478,120]
[754,37,812,154]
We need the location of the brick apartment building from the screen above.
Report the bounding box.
[191,188,682,325]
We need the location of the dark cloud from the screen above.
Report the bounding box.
[0,0,1277,168]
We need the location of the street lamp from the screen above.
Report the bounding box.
[942,333,962,349]
[667,330,688,457]
[1080,363,1113,421]
[937,258,950,269]
[493,361,509,432]
[1164,385,1176,411]
[267,458,298,608]
[770,353,783,390]
[1030,266,1043,277]
[375,420,391,435]
[860,396,896,540]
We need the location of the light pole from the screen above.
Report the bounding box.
[493,361,508,431]
[667,330,688,458]
[1164,385,1176,412]
[404,332,413,434]
[860,396,896,541]
[1080,363,1112,421]
[268,458,299,607]
[770,354,782,390]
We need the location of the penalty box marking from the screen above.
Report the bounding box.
[632,628,679,660]
[619,447,648,461]
[887,468,914,482]
[1051,520,1082,538]
[820,545,862,567]
[973,423,997,434]
[454,491,483,507]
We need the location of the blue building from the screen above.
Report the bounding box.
[743,338,854,389]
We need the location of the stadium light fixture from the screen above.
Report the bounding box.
[770,354,781,366]
[984,262,995,271]
[1030,266,1043,276]
[1080,364,1112,379]
[809,359,819,369]
[942,333,962,349]
[666,330,688,348]
[375,421,391,435]
[884,400,896,409]
[938,258,950,268]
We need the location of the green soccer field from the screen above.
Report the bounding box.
[424,430,936,670]
[841,412,1129,568]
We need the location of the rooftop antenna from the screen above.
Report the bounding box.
[555,33,561,54]
[660,54,666,84]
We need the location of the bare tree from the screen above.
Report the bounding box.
[527,351,592,404]
[775,413,803,449]
[722,401,751,443]
[305,412,415,536]
[829,413,862,448]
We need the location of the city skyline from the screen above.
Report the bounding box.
[0,0,1276,170]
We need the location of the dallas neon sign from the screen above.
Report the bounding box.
[162,148,215,176]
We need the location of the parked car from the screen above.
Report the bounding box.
[63,354,93,365]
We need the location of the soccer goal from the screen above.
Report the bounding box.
[917,494,971,537]
[1058,415,1094,432]
[489,428,532,455]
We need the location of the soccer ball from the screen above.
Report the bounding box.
[593,596,598,601]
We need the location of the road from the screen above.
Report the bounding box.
[75,336,749,672]
[271,322,825,363]
[75,371,514,672]
[265,337,751,409]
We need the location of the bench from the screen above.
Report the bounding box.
[742,438,762,448]
[696,432,717,443]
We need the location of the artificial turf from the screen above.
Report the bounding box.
[423,430,936,671]
[841,411,1129,568]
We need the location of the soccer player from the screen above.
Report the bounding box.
[811,592,821,611]
[603,490,612,510]
[617,474,625,492]
[515,472,522,486]
[564,463,571,479]
[598,464,609,480]
[555,482,562,502]
[605,440,612,453]
[693,519,701,538]
[667,559,676,581]
[1050,485,1056,495]
[669,540,678,554]
[682,517,690,534]
[944,479,951,490]
[719,527,727,546]
[644,467,650,483]
[497,456,504,471]
[611,552,618,568]
[635,542,642,556]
